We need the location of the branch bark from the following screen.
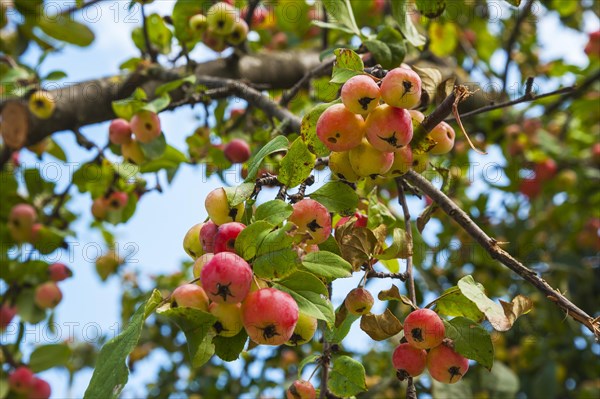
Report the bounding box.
[403,170,599,338]
[0,51,321,148]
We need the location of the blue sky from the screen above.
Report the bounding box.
[2,1,598,397]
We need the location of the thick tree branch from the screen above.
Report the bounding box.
[0,51,320,149]
[403,170,599,338]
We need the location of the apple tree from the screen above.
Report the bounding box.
[1,0,599,398]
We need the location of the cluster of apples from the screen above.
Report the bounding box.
[108,110,161,164]
[6,366,51,399]
[317,67,455,181]
[188,1,249,52]
[392,308,469,384]
[178,188,332,350]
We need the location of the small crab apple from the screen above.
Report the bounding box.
[214,222,246,253]
[0,304,17,330]
[380,67,422,109]
[392,343,427,378]
[121,139,146,164]
[336,212,368,229]
[345,288,374,315]
[201,252,252,303]
[206,1,237,35]
[403,308,445,349]
[349,139,394,177]
[288,199,332,245]
[192,253,214,281]
[427,343,469,384]
[428,122,455,155]
[30,377,51,399]
[209,302,243,337]
[200,220,219,253]
[412,153,429,173]
[241,288,299,345]
[519,178,541,199]
[130,110,161,143]
[224,138,251,163]
[91,197,109,220]
[329,151,360,182]
[203,30,228,52]
[34,282,62,309]
[227,19,249,45]
[28,90,56,119]
[171,284,209,311]
[109,118,132,145]
[189,13,208,35]
[95,250,123,281]
[107,191,128,211]
[183,223,205,259]
[286,312,318,346]
[409,109,425,125]
[341,75,381,115]
[365,104,413,153]
[8,203,37,242]
[316,103,365,151]
[48,262,72,282]
[534,158,558,181]
[205,187,245,226]
[286,380,316,399]
[9,366,35,394]
[387,145,414,177]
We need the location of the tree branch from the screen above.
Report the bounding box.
[545,69,600,114]
[0,51,321,150]
[403,170,600,338]
[280,59,334,107]
[501,0,535,91]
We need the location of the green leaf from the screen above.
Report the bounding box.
[433,286,485,322]
[298,353,320,379]
[376,27,407,68]
[253,248,300,279]
[15,288,46,324]
[278,138,315,188]
[329,355,367,397]
[301,102,337,157]
[111,89,147,121]
[23,168,55,198]
[223,182,255,207]
[244,136,289,182]
[322,0,361,36]
[479,361,520,396]
[142,94,171,113]
[32,225,68,255]
[139,145,188,173]
[457,275,531,331]
[43,70,67,81]
[367,187,397,228]
[331,48,364,84]
[155,75,196,96]
[312,20,356,35]
[46,138,67,162]
[273,271,334,327]
[234,220,274,260]
[213,329,248,362]
[391,0,426,47]
[131,13,172,54]
[432,378,473,399]
[254,200,293,225]
[38,16,94,47]
[377,228,410,260]
[326,305,360,343]
[444,317,494,370]
[139,133,167,160]
[29,344,72,372]
[416,0,447,18]
[156,305,217,368]
[309,181,358,214]
[301,251,352,281]
[83,290,162,399]
[363,40,392,70]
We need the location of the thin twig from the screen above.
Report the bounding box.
[545,69,600,114]
[319,282,333,399]
[365,270,407,281]
[280,60,335,107]
[501,0,535,91]
[59,0,103,16]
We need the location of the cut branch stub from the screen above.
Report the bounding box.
[1,101,29,149]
